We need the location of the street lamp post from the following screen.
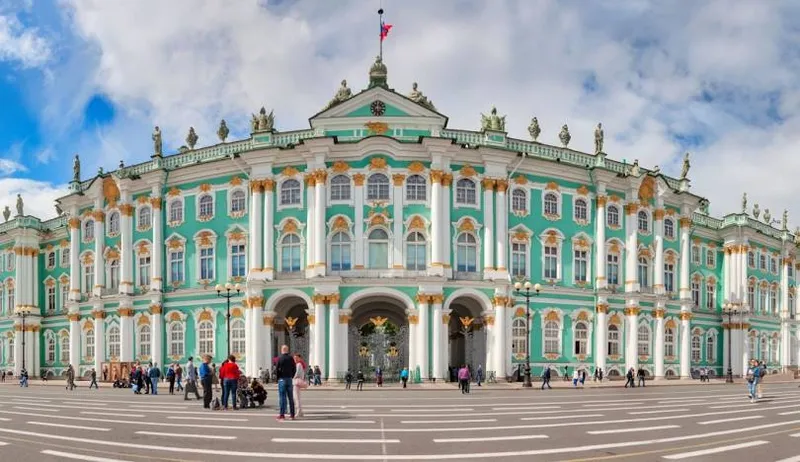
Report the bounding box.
[215,283,242,357]
[724,304,740,384]
[514,280,542,388]
[15,306,31,373]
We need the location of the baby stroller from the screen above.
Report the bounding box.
[236,376,256,409]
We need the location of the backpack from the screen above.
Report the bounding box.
[212,397,221,410]
[759,367,766,378]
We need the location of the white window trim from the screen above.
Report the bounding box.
[511,316,527,357]
[82,218,95,243]
[165,235,187,286]
[706,247,717,268]
[277,177,304,211]
[663,217,676,241]
[570,316,593,358]
[230,317,246,357]
[636,208,652,236]
[83,325,95,361]
[195,193,215,222]
[105,247,121,290]
[705,330,718,362]
[637,254,652,289]
[44,278,56,312]
[45,251,56,270]
[225,227,248,281]
[403,230,430,272]
[79,251,94,294]
[453,176,481,210]
[404,174,428,205]
[228,187,248,218]
[44,331,56,365]
[453,230,481,274]
[509,186,529,216]
[572,195,591,226]
[637,322,652,357]
[165,310,187,360]
[167,197,185,227]
[508,227,531,280]
[136,204,153,232]
[134,239,152,290]
[106,209,121,238]
[135,318,152,360]
[664,324,677,358]
[540,311,563,357]
[194,309,217,358]
[541,190,562,221]
[60,247,70,268]
[539,229,565,282]
[193,230,218,283]
[59,278,69,310]
[572,234,593,285]
[606,204,622,230]
[326,218,354,272]
[327,174,354,206]
[105,320,121,360]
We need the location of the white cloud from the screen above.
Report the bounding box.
[0,178,66,220]
[35,0,800,225]
[0,158,26,175]
[0,13,50,68]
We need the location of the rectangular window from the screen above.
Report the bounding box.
[665,329,675,357]
[60,285,69,309]
[607,328,619,356]
[664,264,675,293]
[691,281,701,308]
[109,262,119,290]
[770,258,777,274]
[46,286,56,312]
[692,246,700,265]
[760,254,767,271]
[200,248,214,280]
[748,286,755,310]
[544,245,558,280]
[706,283,715,309]
[170,251,184,283]
[61,248,70,267]
[706,249,715,267]
[770,290,778,315]
[138,255,151,287]
[511,242,527,278]
[573,249,587,283]
[748,252,755,269]
[606,254,619,286]
[759,288,767,313]
[706,337,715,362]
[231,244,246,278]
[83,266,94,294]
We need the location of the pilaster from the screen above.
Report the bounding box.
[494,179,508,277]
[595,300,608,373]
[416,293,430,379]
[482,179,495,277]
[93,306,106,376]
[595,194,607,289]
[263,178,275,279]
[150,188,164,291]
[149,303,163,369]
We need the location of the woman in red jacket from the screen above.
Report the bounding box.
[219,356,241,410]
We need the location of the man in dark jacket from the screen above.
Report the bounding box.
[275,345,296,420]
[541,365,552,390]
[625,368,636,388]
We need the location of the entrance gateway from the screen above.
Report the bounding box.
[348,296,409,381]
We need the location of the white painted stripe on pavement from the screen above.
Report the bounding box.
[14,406,59,412]
[698,416,763,425]
[587,425,679,435]
[166,416,248,422]
[400,418,496,424]
[28,421,110,432]
[709,398,798,409]
[390,408,474,412]
[40,450,129,462]
[81,411,145,418]
[780,411,800,416]
[272,438,400,444]
[583,402,643,407]
[789,433,800,437]
[434,435,548,443]
[775,456,800,462]
[136,431,235,440]
[520,414,604,421]
[662,440,769,460]
[628,408,689,415]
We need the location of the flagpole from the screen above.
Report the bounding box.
[378,8,384,61]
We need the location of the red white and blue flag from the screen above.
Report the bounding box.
[380,20,392,41]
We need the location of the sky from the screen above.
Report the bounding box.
[1,0,800,223]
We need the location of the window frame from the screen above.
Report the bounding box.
[606,205,620,228]
[405,174,427,203]
[455,232,478,273]
[454,178,477,206]
[168,199,184,226]
[329,174,352,203]
[366,173,391,202]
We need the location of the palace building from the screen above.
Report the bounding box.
[1,56,797,382]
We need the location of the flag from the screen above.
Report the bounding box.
[380,20,392,41]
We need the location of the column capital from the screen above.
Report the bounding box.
[407,314,419,325]
[312,293,326,305]
[679,216,692,228]
[67,313,80,322]
[441,173,453,187]
[483,314,495,326]
[392,173,406,186]
[429,170,444,184]
[415,293,429,304]
[596,303,609,314]
[596,195,607,207]
[679,311,693,321]
[263,178,275,191]
[92,210,105,222]
[353,173,365,186]
[263,314,275,326]
[624,203,638,215]
[652,308,666,318]
[326,293,341,304]
[653,208,665,220]
[493,295,509,307]
[68,217,81,229]
[250,180,265,193]
[118,308,134,317]
[623,306,640,316]
[119,204,134,217]
[481,178,496,191]
[150,197,162,209]
[313,169,328,184]
[430,293,444,305]
[148,303,163,315]
[92,310,106,319]
[495,179,508,192]
[338,313,351,324]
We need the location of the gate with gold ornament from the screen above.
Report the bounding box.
[348,315,408,382]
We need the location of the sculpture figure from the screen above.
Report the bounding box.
[217,119,230,142]
[764,209,771,224]
[528,117,541,141]
[73,154,81,182]
[480,107,506,132]
[186,127,198,150]
[98,167,104,175]
[250,114,259,133]
[795,227,800,245]
[257,108,274,132]
[783,209,789,230]
[152,126,162,156]
[652,165,661,175]
[325,80,353,110]
[408,82,435,110]
[55,204,63,216]
[753,203,760,219]
[594,123,604,154]
[742,193,747,214]
[559,124,571,148]
[15,194,23,217]
[2,206,9,222]
[630,159,640,177]
[119,160,125,169]
[699,200,709,215]
[680,152,691,179]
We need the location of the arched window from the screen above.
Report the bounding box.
[367,229,389,269]
[543,193,559,216]
[748,333,757,359]
[231,319,246,356]
[198,195,214,219]
[169,200,183,223]
[405,232,426,271]
[46,336,55,363]
[665,327,675,357]
[607,325,620,356]
[637,210,649,233]
[47,251,55,269]
[706,334,716,363]
[367,174,390,201]
[107,211,120,235]
[280,234,301,273]
[770,288,778,315]
[85,328,95,359]
[169,247,185,283]
[664,218,675,239]
[607,205,620,227]
[574,322,588,356]
[108,259,120,289]
[108,326,120,359]
[771,336,779,363]
[573,246,588,283]
[60,335,69,362]
[637,257,650,288]
[330,175,351,201]
[330,232,352,271]
[511,318,526,356]
[510,241,527,278]
[198,320,214,356]
[637,325,650,356]
[83,220,95,240]
[691,335,701,362]
[455,233,477,273]
[138,325,151,358]
[61,247,70,267]
[544,320,560,355]
[230,190,246,213]
[138,206,151,230]
[574,199,588,222]
[748,251,755,268]
[760,336,768,361]
[405,175,426,201]
[664,261,675,293]
[280,179,301,205]
[138,252,152,287]
[511,189,526,213]
[455,178,476,205]
[169,323,185,357]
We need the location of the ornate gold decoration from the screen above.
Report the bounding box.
[495,179,507,192]
[81,253,94,265]
[596,304,609,314]
[67,313,80,322]
[166,312,181,322]
[652,309,666,318]
[167,237,184,250]
[429,170,444,184]
[150,198,163,209]
[544,230,559,245]
[199,183,212,193]
[352,173,365,186]
[68,217,81,229]
[304,174,315,187]
[282,220,298,234]
[102,176,120,206]
[459,316,475,328]
[459,165,477,177]
[369,214,386,227]
[197,230,213,248]
[327,294,340,304]
[285,317,298,329]
[458,218,476,232]
[442,314,451,324]
[332,216,349,232]
[544,311,560,322]
[307,314,316,325]
[577,311,590,322]
[365,121,389,135]
[263,179,275,191]
[408,161,425,173]
[624,203,638,215]
[250,180,265,193]
[514,175,528,185]
[106,248,120,260]
[282,166,299,177]
[638,176,655,203]
[370,316,388,327]
[312,293,327,304]
[481,178,496,190]
[167,187,181,197]
[407,315,418,325]
[59,275,69,284]
[119,204,134,217]
[576,185,589,196]
[408,215,425,230]
[493,295,509,306]
[574,236,589,249]
[369,157,388,170]
[137,195,150,204]
[231,307,243,318]
[313,170,328,184]
[136,316,150,327]
[679,311,693,321]
[198,310,213,322]
[623,307,640,316]
[608,313,622,325]
[147,304,162,315]
[484,315,495,326]
[653,209,665,220]
[338,314,350,324]
[45,279,55,288]
[118,308,134,317]
[430,294,444,304]
[596,195,607,207]
[228,230,245,242]
[513,229,529,241]
[263,316,275,327]
[331,161,350,173]
[545,181,559,191]
[91,210,105,222]
[679,217,692,228]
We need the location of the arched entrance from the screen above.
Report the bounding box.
[270,295,310,365]
[447,295,488,382]
[347,294,410,382]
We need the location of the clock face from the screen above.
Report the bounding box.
[370,100,386,116]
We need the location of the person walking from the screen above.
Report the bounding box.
[275,345,296,421]
[175,363,184,392]
[102,365,108,382]
[563,365,570,381]
[89,368,98,389]
[541,365,552,390]
[746,359,760,403]
[313,365,322,386]
[356,370,365,391]
[293,354,308,417]
[625,368,636,388]
[149,363,161,395]
[19,368,28,387]
[345,370,353,390]
[66,364,76,390]
[475,364,483,387]
[572,369,579,388]
[400,367,409,388]
[375,367,383,388]
[458,365,470,394]
[184,357,201,401]
[199,355,213,409]
[580,369,586,387]
[166,365,176,395]
[211,363,220,392]
[757,361,766,399]
[637,367,646,387]
[219,355,241,410]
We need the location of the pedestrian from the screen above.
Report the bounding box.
[199,354,213,409]
[356,370,365,391]
[757,361,766,399]
[66,364,76,390]
[313,365,322,386]
[580,369,586,387]
[258,367,265,383]
[625,368,635,388]
[89,368,98,389]
[211,363,220,392]
[219,355,240,410]
[746,359,760,403]
[102,365,108,382]
[375,367,383,387]
[149,363,161,395]
[458,365,470,394]
[400,367,409,388]
[142,364,151,394]
[184,357,201,400]
[599,367,604,382]
[563,365,569,381]
[167,365,176,394]
[345,370,353,390]
[637,367,646,387]
[572,369,579,387]
[19,368,28,387]
[475,364,483,387]
[275,345,296,421]
[0,369,5,382]
[175,363,184,391]
[293,354,308,417]
[541,365,552,390]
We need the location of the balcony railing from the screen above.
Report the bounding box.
[453,271,482,281]
[329,269,429,279]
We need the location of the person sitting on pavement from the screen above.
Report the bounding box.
[251,379,267,407]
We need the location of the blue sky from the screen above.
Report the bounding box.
[2,0,800,221]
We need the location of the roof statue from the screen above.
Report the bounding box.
[680,152,691,180]
[594,123,603,154]
[559,124,571,148]
[753,203,760,219]
[528,117,541,141]
[256,108,275,132]
[742,193,747,214]
[783,209,789,231]
[630,159,640,177]
[73,154,80,183]
[186,127,198,150]
[796,227,800,245]
[652,165,661,175]
[764,208,771,224]
[250,114,258,133]
[119,160,124,169]
[217,119,230,142]
[699,199,709,215]
[2,206,9,222]
[408,82,435,110]
[325,79,353,110]
[98,166,104,176]
[368,55,388,88]
[480,106,506,132]
[15,194,23,217]
[152,126,162,157]
[55,204,63,216]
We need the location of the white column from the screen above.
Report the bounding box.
[595,301,608,374]
[151,193,163,290]
[654,307,665,378]
[740,325,749,376]
[482,179,495,275]
[495,180,508,274]
[264,313,274,368]
[442,174,452,272]
[679,312,691,378]
[493,298,508,379]
[625,203,638,293]
[93,309,105,376]
[32,251,39,310]
[14,246,23,308]
[723,324,731,378]
[595,196,607,289]
[429,171,442,271]
[327,296,340,381]
[409,310,419,375]
[781,257,791,370]
[24,329,33,376]
[679,217,691,301]
[338,308,350,378]
[314,171,326,276]
[310,296,325,378]
[483,311,494,375]
[150,305,163,369]
[119,195,133,295]
[249,181,264,271]
[263,179,275,277]
[244,300,253,375]
[251,298,264,376]
[392,174,404,270]
[13,327,22,375]
[354,175,365,269]
[625,307,639,372]
[653,207,664,295]
[678,216,693,379]
[723,247,732,304]
[69,218,80,301]
[33,327,40,377]
[93,207,105,296]
[305,177,316,274]
[119,309,134,362]
[68,313,80,369]
[416,295,429,380]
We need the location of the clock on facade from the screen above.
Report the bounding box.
[370,100,386,116]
